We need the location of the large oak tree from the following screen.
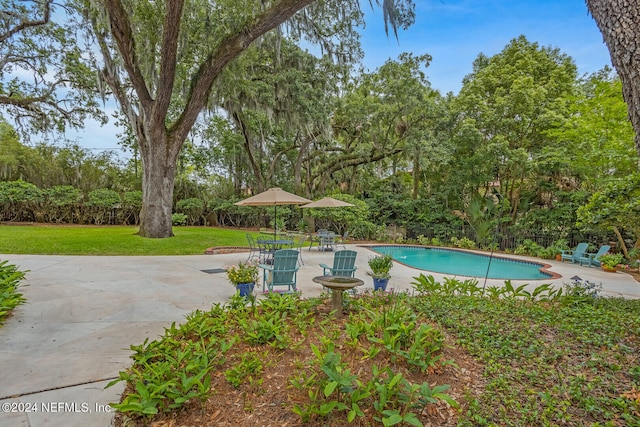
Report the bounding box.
[76,0,414,238]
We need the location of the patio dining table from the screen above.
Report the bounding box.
[257,239,294,263]
[307,232,336,252]
[259,239,293,249]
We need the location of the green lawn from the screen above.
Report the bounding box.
[0,225,251,255]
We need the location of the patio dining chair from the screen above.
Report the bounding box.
[319,232,336,252]
[245,234,259,262]
[336,231,349,250]
[256,239,275,264]
[294,235,308,266]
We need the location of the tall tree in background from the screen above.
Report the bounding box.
[75,0,414,238]
[454,36,577,220]
[328,53,436,196]
[587,0,640,157]
[0,0,103,134]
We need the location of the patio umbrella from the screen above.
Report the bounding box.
[300,197,355,209]
[300,197,355,236]
[234,187,311,238]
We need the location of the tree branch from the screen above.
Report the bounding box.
[172,0,314,142]
[0,0,53,43]
[152,1,184,125]
[103,0,154,111]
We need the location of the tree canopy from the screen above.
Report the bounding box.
[0,0,104,134]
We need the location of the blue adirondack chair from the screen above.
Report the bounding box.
[259,249,299,293]
[320,250,358,277]
[577,245,611,267]
[319,250,358,294]
[561,242,589,264]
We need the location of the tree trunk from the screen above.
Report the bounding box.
[612,226,630,258]
[586,0,640,156]
[138,130,180,238]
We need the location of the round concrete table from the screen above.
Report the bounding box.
[312,275,364,317]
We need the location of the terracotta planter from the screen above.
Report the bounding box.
[555,254,562,261]
[601,265,618,273]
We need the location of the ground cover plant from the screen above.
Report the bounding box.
[0,260,26,325]
[110,291,470,426]
[109,277,640,426]
[412,275,640,426]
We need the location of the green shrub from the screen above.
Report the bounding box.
[0,180,44,221]
[171,213,187,226]
[86,188,121,225]
[513,239,544,257]
[304,194,371,236]
[44,185,83,223]
[122,191,142,225]
[450,236,476,249]
[0,260,26,325]
[175,198,205,225]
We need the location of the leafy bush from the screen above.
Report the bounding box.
[209,198,264,228]
[43,185,83,223]
[171,213,187,226]
[175,198,205,225]
[86,188,121,225]
[541,238,570,259]
[561,279,602,305]
[513,239,545,257]
[0,180,44,221]
[0,260,26,325]
[599,253,625,269]
[418,235,444,247]
[109,292,456,424]
[350,221,385,240]
[450,236,476,249]
[121,191,142,225]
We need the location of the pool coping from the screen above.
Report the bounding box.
[359,244,561,281]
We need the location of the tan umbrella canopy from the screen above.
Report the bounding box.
[301,197,355,234]
[235,188,311,238]
[300,197,355,209]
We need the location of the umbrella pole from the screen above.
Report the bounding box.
[274,204,277,239]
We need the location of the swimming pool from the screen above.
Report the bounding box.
[367,245,554,280]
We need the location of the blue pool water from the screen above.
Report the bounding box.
[368,246,552,280]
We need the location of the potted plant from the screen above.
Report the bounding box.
[549,239,570,261]
[368,254,393,291]
[599,253,625,272]
[226,261,259,297]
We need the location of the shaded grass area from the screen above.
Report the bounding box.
[0,225,250,255]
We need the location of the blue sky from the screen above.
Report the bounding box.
[359,0,612,94]
[69,0,613,153]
